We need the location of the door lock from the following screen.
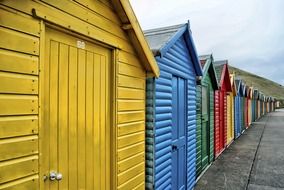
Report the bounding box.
[49,171,63,181]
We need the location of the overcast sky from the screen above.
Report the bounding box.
[130,0,284,85]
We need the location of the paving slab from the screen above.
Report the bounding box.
[195,109,284,190]
[249,109,284,189]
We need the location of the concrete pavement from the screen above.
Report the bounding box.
[195,109,284,190]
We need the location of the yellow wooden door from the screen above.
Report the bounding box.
[248,99,251,125]
[231,94,235,139]
[42,28,111,190]
[226,94,233,144]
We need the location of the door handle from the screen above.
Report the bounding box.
[56,173,63,181]
[172,145,178,151]
[49,171,63,181]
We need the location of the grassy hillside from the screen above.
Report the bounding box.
[229,66,284,100]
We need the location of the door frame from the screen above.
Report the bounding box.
[38,22,117,189]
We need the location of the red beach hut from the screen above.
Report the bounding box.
[244,85,249,129]
[213,60,232,158]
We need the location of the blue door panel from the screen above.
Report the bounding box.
[172,76,186,189]
[172,76,178,188]
[172,76,178,141]
[178,78,186,137]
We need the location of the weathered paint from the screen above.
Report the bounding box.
[0,1,159,189]
[196,55,218,177]
[145,23,203,190]
[213,61,232,158]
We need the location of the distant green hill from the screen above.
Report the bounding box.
[229,66,284,100]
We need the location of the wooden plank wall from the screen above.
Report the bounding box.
[0,6,40,189]
[0,0,147,189]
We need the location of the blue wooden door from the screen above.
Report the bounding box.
[234,96,238,138]
[235,96,241,138]
[172,76,186,190]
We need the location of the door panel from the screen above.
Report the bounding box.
[43,28,111,190]
[223,92,227,147]
[172,76,178,188]
[219,91,224,150]
[227,94,233,144]
[201,86,209,168]
[214,91,220,157]
[172,76,186,190]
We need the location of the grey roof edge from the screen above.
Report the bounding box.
[144,23,186,36]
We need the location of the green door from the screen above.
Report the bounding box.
[201,86,210,169]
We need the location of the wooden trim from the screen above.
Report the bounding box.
[117,0,159,77]
[111,49,119,189]
[38,20,45,190]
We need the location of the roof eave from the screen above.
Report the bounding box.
[112,0,160,77]
[159,22,203,76]
[185,22,203,76]
[230,74,237,95]
[159,24,188,57]
[220,63,232,92]
[202,55,219,89]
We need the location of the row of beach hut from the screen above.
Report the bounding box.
[0,1,277,189]
[144,24,276,189]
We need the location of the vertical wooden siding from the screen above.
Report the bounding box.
[248,99,251,126]
[0,7,40,189]
[42,29,112,190]
[209,89,214,162]
[226,95,232,144]
[196,86,202,176]
[196,74,214,177]
[203,75,214,163]
[1,0,147,189]
[234,96,240,139]
[226,93,234,145]
[231,94,235,141]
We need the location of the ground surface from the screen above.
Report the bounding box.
[195,109,284,190]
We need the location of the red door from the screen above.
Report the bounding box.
[245,98,248,128]
[219,91,224,151]
[214,90,220,157]
[214,90,227,158]
[220,90,227,150]
[223,91,227,147]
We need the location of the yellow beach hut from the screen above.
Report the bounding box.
[0,1,159,189]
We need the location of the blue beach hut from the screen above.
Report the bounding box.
[145,22,203,190]
[234,79,244,139]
